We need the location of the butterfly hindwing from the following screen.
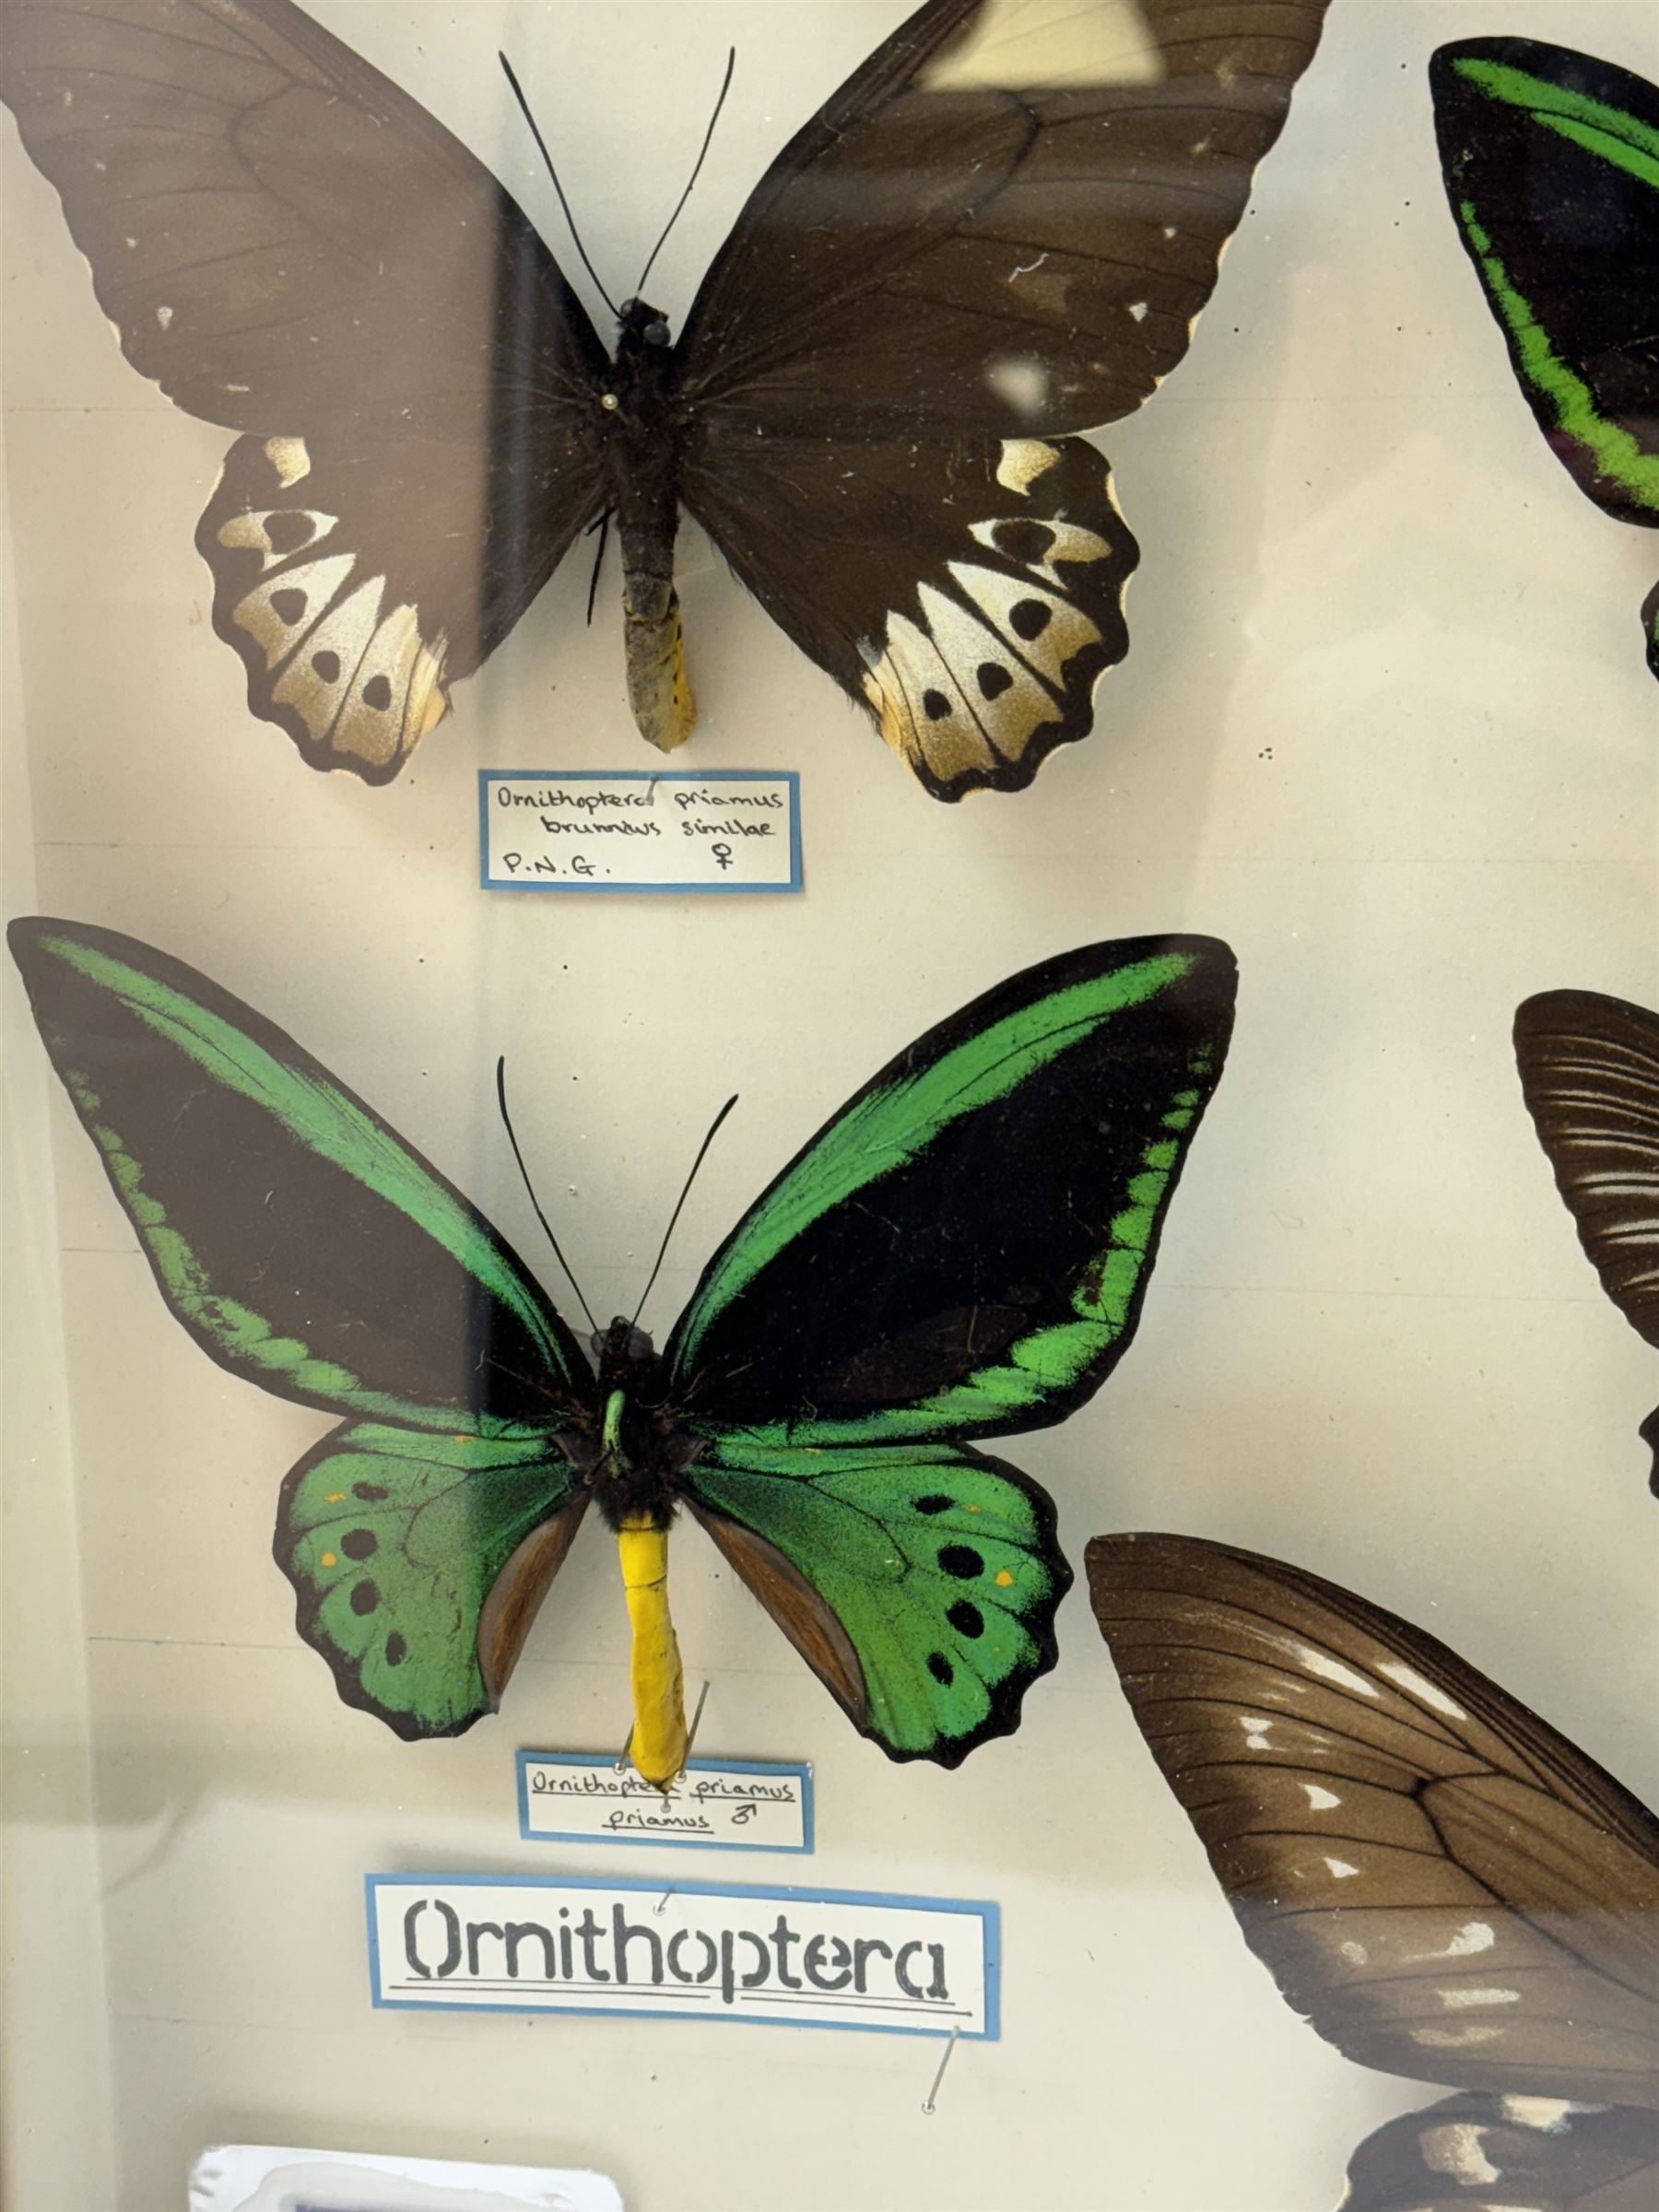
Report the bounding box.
[1341,2092,1659,2212]
[688,1439,1067,1764]
[0,0,610,776]
[1087,1534,1659,2107]
[276,1422,586,1738]
[666,935,1236,1447]
[684,430,1137,798]
[6,917,590,1430]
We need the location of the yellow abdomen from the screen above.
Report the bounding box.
[617,1516,688,1790]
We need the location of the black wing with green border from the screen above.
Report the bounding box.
[665,936,1235,1447]
[9,916,589,1431]
[1430,38,1659,674]
[663,936,1234,1768]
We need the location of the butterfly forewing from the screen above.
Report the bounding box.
[0,0,610,776]
[1340,2093,1659,2212]
[1087,1535,1659,2107]
[1430,40,1659,535]
[665,936,1236,1446]
[7,917,591,1431]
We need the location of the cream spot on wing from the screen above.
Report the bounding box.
[995,440,1062,497]
[215,508,339,571]
[1323,1857,1359,1880]
[1378,1661,1467,1719]
[916,581,1060,758]
[1241,1714,1274,1750]
[272,575,386,731]
[947,560,1096,690]
[263,436,311,488]
[1441,1921,1496,1958]
[1338,1940,1368,1965]
[968,518,1116,584]
[860,619,995,782]
[1419,2124,1500,2186]
[1497,2099,1585,2133]
[986,355,1051,417]
[1440,1987,1521,2010]
[1412,2025,1504,2048]
[1301,1783,1341,1811]
[919,0,1161,92]
[155,304,173,330]
[1293,1643,1379,1699]
[1127,300,1148,323]
[232,550,354,665]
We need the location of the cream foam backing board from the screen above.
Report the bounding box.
[3,4,1656,2209]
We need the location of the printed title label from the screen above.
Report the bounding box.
[366,1875,996,2037]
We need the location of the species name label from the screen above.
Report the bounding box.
[517,1752,812,1853]
[366,1875,997,2037]
[479,771,801,892]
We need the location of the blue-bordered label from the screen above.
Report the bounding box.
[366,1874,997,2038]
[479,771,801,892]
[517,1752,812,1853]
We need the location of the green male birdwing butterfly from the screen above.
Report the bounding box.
[1088,1534,1659,2208]
[9,917,1234,1772]
[1430,38,1659,680]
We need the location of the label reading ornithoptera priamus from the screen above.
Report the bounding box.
[517,1752,812,1852]
[479,771,800,892]
[366,1875,997,2037]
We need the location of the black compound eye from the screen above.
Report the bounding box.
[644,319,670,347]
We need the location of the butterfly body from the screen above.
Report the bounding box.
[0,0,1330,792]
[566,1320,697,1534]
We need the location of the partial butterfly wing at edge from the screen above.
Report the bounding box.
[0,0,611,778]
[1341,2092,1659,2212]
[1087,1533,1659,2108]
[675,0,1331,795]
[1514,988,1659,1486]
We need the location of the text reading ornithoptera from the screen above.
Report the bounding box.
[366,1876,996,2036]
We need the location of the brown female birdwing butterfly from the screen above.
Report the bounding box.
[1087,1533,1659,2206]
[0,0,1329,795]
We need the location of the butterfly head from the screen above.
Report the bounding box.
[592,1314,663,1392]
[618,297,672,350]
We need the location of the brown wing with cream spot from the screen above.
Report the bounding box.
[1087,1534,1659,2107]
[0,0,609,779]
[682,430,1135,798]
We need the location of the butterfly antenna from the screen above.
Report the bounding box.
[499,52,620,321]
[496,1057,599,1335]
[635,46,736,299]
[630,1093,739,1328]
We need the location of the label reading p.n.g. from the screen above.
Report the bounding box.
[480,771,800,892]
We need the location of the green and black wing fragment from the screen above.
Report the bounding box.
[668,937,1237,1766]
[7,917,591,1735]
[1430,38,1659,676]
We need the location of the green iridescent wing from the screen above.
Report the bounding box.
[667,936,1236,1764]
[1430,38,1659,677]
[9,917,591,1735]
[278,1424,587,1737]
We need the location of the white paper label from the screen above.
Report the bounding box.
[480,771,800,892]
[367,1876,997,2037]
[518,1753,812,1853]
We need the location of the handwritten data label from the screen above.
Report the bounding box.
[367,1875,998,2037]
[480,771,801,892]
[517,1753,812,1853]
